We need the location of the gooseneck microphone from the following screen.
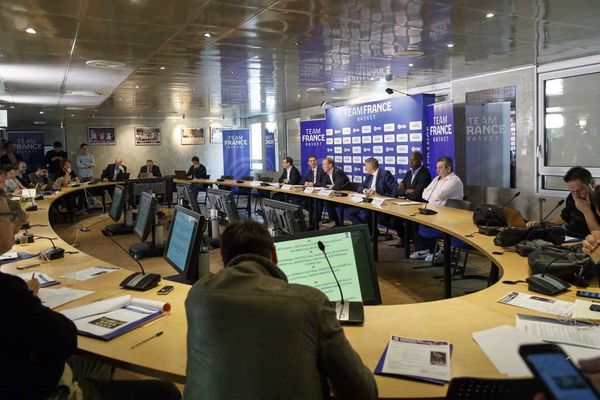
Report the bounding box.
[540,199,565,223]
[418,176,440,215]
[25,192,38,212]
[478,191,521,236]
[35,236,65,260]
[317,241,364,325]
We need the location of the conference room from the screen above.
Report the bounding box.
[2,1,600,399]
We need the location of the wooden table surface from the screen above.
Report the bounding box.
[3,181,595,398]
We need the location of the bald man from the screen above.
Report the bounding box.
[101,157,127,182]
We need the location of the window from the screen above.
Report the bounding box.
[250,122,263,170]
[285,117,300,163]
[537,61,600,193]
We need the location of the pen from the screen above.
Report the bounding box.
[130,331,163,349]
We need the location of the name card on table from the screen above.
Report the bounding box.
[349,194,364,203]
[318,189,334,197]
[304,187,317,194]
[280,184,293,190]
[371,197,390,207]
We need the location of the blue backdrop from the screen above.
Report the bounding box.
[264,128,276,172]
[299,119,327,173]
[8,131,44,173]
[325,94,434,183]
[425,103,455,178]
[222,129,251,179]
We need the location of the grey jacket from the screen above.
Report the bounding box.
[184,254,378,400]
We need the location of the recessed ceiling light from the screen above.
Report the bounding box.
[393,50,425,57]
[486,12,495,18]
[203,32,212,38]
[39,111,44,114]
[33,121,46,125]
[408,63,414,67]
[70,114,75,117]
[447,43,454,48]
[296,94,301,98]
[135,85,140,89]
[159,66,166,70]
[85,59,127,69]
[66,90,101,97]
[65,107,85,110]
[10,105,15,109]
[25,27,36,34]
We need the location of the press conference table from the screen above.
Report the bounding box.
[3,181,591,399]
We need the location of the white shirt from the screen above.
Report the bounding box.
[410,166,422,185]
[369,169,379,191]
[113,165,123,180]
[421,172,464,205]
[326,171,334,185]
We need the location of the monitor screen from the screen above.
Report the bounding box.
[184,185,201,214]
[164,206,200,275]
[274,225,381,305]
[207,188,239,222]
[134,192,157,242]
[109,185,125,222]
[262,198,306,235]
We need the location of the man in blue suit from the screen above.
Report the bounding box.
[300,155,324,187]
[346,157,396,227]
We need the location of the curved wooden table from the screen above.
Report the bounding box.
[2,181,589,398]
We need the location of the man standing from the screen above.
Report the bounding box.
[76,143,96,181]
[318,157,350,227]
[0,141,23,168]
[185,220,378,400]
[346,157,396,227]
[300,155,324,187]
[43,141,68,180]
[395,152,432,201]
[138,159,162,178]
[410,156,464,261]
[277,156,301,185]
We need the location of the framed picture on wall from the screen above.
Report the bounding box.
[209,126,223,144]
[88,127,116,145]
[135,127,161,146]
[181,128,205,145]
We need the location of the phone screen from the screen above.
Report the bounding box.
[526,353,598,400]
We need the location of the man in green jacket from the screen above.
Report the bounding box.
[184,220,378,399]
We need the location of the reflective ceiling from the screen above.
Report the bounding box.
[1,0,600,126]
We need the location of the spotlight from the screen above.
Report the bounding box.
[385,88,408,95]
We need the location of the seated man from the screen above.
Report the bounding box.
[138,159,162,178]
[317,157,350,227]
[0,189,181,400]
[101,157,127,182]
[54,160,86,213]
[300,155,324,187]
[187,156,208,179]
[184,220,378,400]
[410,156,464,262]
[346,157,396,228]
[5,166,24,196]
[277,156,301,185]
[527,166,600,238]
[15,161,32,188]
[28,164,50,189]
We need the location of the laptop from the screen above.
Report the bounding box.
[174,170,189,180]
[139,172,154,179]
[116,172,130,181]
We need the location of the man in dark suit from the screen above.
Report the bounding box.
[346,157,396,227]
[101,157,127,181]
[300,155,324,187]
[317,157,350,227]
[277,156,301,185]
[394,151,432,201]
[187,156,208,179]
[138,159,162,178]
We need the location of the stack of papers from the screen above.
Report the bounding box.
[61,266,120,281]
[61,295,170,340]
[516,314,600,349]
[39,287,94,309]
[573,299,600,323]
[375,336,452,385]
[18,272,59,288]
[497,291,574,316]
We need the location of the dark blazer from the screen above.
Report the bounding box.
[395,167,432,201]
[101,163,127,181]
[187,164,208,179]
[0,152,23,167]
[358,169,397,197]
[277,165,301,185]
[317,167,350,190]
[300,166,325,185]
[138,164,162,178]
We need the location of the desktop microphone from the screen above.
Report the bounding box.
[526,254,571,295]
[110,236,161,291]
[540,199,565,224]
[478,191,521,236]
[35,236,65,260]
[15,226,35,244]
[25,191,38,212]
[418,177,440,215]
[333,180,351,197]
[317,241,364,325]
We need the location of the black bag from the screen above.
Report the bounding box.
[528,246,595,283]
[473,204,507,227]
[494,223,566,247]
[515,239,556,257]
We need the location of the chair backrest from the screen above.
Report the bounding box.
[503,207,527,227]
[221,175,233,180]
[241,175,254,181]
[446,377,540,400]
[346,182,361,192]
[446,198,473,211]
[259,176,274,183]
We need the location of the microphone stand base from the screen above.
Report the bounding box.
[334,301,364,325]
[40,247,65,260]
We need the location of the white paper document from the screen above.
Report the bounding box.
[17,271,59,288]
[516,314,600,349]
[473,325,600,377]
[393,201,422,206]
[60,266,120,281]
[38,287,94,309]
[572,299,600,322]
[380,336,451,382]
[0,252,18,261]
[497,291,574,316]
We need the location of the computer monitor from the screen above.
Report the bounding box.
[183,185,201,214]
[164,206,205,284]
[134,192,158,242]
[108,185,126,222]
[274,225,381,305]
[262,198,307,235]
[207,188,239,222]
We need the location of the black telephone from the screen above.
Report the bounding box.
[120,272,161,291]
[526,273,570,296]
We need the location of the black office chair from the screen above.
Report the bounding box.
[253,175,274,214]
[446,377,540,400]
[345,182,361,192]
[235,175,254,211]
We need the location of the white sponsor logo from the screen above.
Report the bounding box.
[396,156,409,164]
[343,156,352,163]
[384,123,395,132]
[384,156,395,164]
[411,146,421,152]
[334,138,342,144]
[373,145,383,153]
[384,134,395,142]
[396,133,408,142]
[353,156,362,163]
[409,133,422,142]
[334,147,342,154]
[352,136,361,144]
[342,127,351,135]
[343,165,352,172]
[374,156,384,164]
[335,156,342,162]
[396,145,408,153]
[326,138,333,144]
[326,129,333,136]
[373,135,383,143]
[342,137,351,144]
[385,166,396,175]
[361,125,372,134]
[362,136,372,144]
[352,146,362,154]
[409,121,422,130]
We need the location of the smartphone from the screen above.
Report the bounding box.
[577,291,600,300]
[157,285,174,295]
[519,343,600,400]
